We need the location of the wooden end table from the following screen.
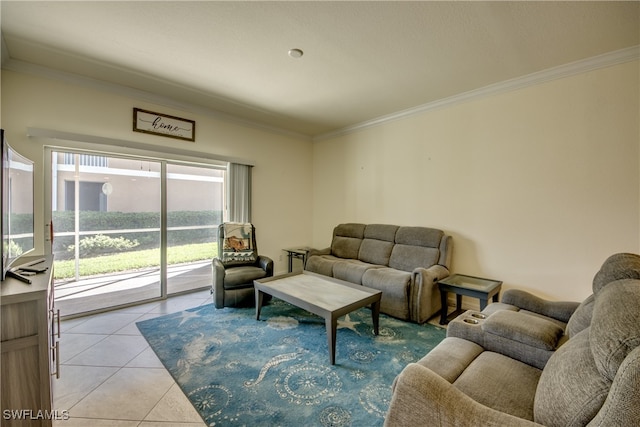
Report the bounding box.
[438,274,502,325]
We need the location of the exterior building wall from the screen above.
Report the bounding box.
[52,153,224,213]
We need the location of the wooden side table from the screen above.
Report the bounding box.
[437,274,502,324]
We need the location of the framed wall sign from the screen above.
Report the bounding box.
[133,108,195,142]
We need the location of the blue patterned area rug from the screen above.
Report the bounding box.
[136,299,446,426]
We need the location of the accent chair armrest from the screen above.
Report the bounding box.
[501,289,580,323]
[257,255,274,275]
[384,363,542,427]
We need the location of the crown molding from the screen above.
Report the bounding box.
[1,56,312,142]
[313,45,640,142]
[3,43,638,143]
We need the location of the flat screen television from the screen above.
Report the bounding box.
[1,129,35,281]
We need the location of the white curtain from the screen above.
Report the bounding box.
[227,163,252,223]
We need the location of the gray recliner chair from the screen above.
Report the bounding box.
[446,253,640,369]
[211,222,273,308]
[385,252,640,426]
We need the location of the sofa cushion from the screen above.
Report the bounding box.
[586,346,640,427]
[454,351,542,421]
[305,254,341,277]
[482,310,564,351]
[534,329,608,427]
[590,279,640,381]
[395,226,443,248]
[592,252,640,294]
[501,289,578,324]
[362,267,412,320]
[329,223,366,259]
[364,223,398,241]
[333,223,366,239]
[517,310,568,330]
[331,236,362,259]
[565,293,595,338]
[359,238,394,266]
[223,266,268,289]
[417,337,484,383]
[389,245,439,273]
[535,278,640,426]
[333,259,382,284]
[481,302,519,316]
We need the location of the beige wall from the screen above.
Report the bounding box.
[1,70,314,275]
[312,60,640,302]
[2,60,639,302]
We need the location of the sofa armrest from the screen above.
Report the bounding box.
[409,265,450,323]
[482,310,564,351]
[385,363,542,427]
[414,264,450,284]
[307,247,331,258]
[501,289,580,323]
[447,310,564,369]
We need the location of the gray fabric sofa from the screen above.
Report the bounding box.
[305,223,452,323]
[384,252,640,426]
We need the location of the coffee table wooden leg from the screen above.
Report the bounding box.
[371,301,381,335]
[326,316,337,365]
[255,290,264,320]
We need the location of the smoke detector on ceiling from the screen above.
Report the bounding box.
[288,48,304,59]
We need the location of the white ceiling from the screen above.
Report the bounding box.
[1,1,639,138]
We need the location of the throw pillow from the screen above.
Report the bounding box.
[220,223,257,266]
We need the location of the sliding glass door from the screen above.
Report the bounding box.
[51,152,162,315]
[166,163,223,295]
[49,150,224,316]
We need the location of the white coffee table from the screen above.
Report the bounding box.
[254,271,382,365]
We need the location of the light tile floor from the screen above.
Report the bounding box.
[53,289,213,426]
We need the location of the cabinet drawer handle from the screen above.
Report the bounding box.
[50,310,55,341]
[56,309,61,339]
[51,341,60,379]
[50,308,61,339]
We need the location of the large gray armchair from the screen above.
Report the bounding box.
[211,222,273,308]
[385,253,640,426]
[446,253,640,370]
